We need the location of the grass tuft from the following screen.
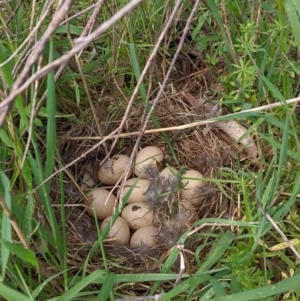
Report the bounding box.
[0,0,300,300]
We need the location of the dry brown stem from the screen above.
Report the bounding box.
[22,0,108,137]
[0,0,145,127]
[60,96,300,141]
[98,0,185,202]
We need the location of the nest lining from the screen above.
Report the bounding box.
[56,83,247,273]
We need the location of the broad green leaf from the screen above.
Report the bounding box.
[0,239,38,268]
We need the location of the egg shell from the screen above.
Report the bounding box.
[122,178,150,204]
[181,169,205,200]
[160,166,178,179]
[98,154,132,185]
[80,169,96,191]
[134,146,164,178]
[85,188,116,220]
[100,216,130,244]
[130,226,158,247]
[121,202,155,230]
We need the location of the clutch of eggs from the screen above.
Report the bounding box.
[85,142,206,246]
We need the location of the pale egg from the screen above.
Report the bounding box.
[181,169,205,200]
[100,216,130,244]
[98,154,132,185]
[134,146,164,178]
[121,177,150,204]
[85,188,116,220]
[160,166,178,179]
[130,226,158,247]
[121,202,155,230]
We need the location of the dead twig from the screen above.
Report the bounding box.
[30,0,107,126]
[59,96,300,141]
[0,0,144,127]
[0,196,30,249]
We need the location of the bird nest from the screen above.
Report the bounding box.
[55,77,257,274]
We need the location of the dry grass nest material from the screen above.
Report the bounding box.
[57,83,257,273]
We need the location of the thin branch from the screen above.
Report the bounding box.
[33,0,177,194]
[0,196,30,249]
[60,95,300,140]
[25,0,107,136]
[116,0,183,209]
[0,0,145,127]
[263,210,300,261]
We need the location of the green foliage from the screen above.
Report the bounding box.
[0,0,300,300]
[192,0,299,107]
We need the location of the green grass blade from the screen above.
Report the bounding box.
[0,42,28,130]
[159,274,211,301]
[258,133,300,162]
[24,39,62,261]
[26,149,60,248]
[209,273,300,301]
[32,268,68,300]
[96,272,116,301]
[128,43,178,164]
[52,272,189,301]
[0,171,12,281]
[273,172,300,222]
[0,43,14,88]
[157,231,235,300]
[205,1,226,39]
[56,270,107,301]
[0,282,32,301]
[210,278,227,298]
[205,0,237,63]
[148,230,190,295]
[285,0,300,53]
[184,231,235,300]
[192,11,209,40]
[274,115,289,189]
[45,38,56,191]
[115,273,188,282]
[260,173,276,208]
[129,43,147,101]
[0,239,38,268]
[57,162,68,288]
[197,231,235,273]
[259,74,285,102]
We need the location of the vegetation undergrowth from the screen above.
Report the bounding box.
[0,0,300,300]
